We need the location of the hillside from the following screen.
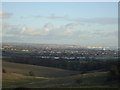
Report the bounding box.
[2,61,119,88]
[3,61,80,77]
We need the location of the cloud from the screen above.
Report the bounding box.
[39,22,80,38]
[65,22,80,28]
[2,23,24,43]
[34,14,117,25]
[46,14,68,20]
[73,17,117,25]
[34,13,69,20]
[2,23,21,37]
[0,11,12,19]
[92,29,118,37]
[2,21,118,47]
[0,22,2,37]
[2,21,117,45]
[44,23,53,29]
[20,22,81,37]
[21,23,53,36]
[33,15,44,18]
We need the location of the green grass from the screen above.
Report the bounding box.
[2,61,120,88]
[3,61,80,77]
[23,72,108,88]
[2,61,80,88]
[3,76,46,88]
[3,72,48,88]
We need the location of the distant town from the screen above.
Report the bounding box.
[1,43,119,60]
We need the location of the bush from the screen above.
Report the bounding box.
[75,78,83,84]
[81,71,86,74]
[2,68,7,73]
[13,87,31,90]
[107,65,119,81]
[29,71,35,76]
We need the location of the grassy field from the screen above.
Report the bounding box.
[3,61,80,77]
[2,61,119,88]
[3,73,48,88]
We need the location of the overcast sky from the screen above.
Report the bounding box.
[1,2,118,47]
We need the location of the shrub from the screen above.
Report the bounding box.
[2,68,7,73]
[13,87,31,90]
[81,71,86,74]
[29,71,35,76]
[75,78,83,84]
[107,65,119,81]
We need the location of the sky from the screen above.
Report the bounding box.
[1,2,118,47]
